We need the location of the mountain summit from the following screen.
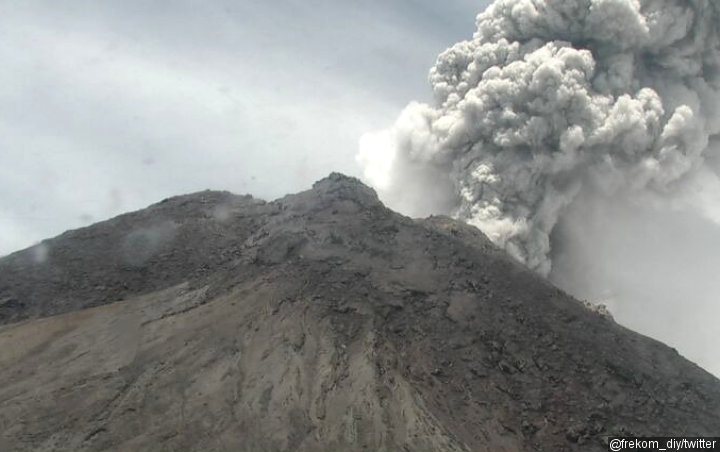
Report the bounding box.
[1,173,718,451]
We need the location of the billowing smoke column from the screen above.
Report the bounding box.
[358,0,720,276]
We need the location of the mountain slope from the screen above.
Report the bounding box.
[1,173,718,451]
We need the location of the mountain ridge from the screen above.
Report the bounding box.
[0,173,718,451]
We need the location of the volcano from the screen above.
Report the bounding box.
[0,173,718,451]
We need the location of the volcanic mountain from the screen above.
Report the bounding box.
[1,173,718,451]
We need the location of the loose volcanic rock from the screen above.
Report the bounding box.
[0,173,718,451]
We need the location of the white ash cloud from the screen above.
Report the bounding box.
[358,0,720,276]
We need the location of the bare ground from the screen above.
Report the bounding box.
[0,173,718,451]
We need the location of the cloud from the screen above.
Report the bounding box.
[358,0,720,375]
[360,0,720,272]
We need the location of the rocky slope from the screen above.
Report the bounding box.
[0,173,718,451]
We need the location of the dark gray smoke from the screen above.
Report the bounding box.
[358,0,720,374]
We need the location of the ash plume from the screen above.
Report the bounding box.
[358,0,720,375]
[358,0,720,276]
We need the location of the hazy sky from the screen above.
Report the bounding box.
[0,0,491,256]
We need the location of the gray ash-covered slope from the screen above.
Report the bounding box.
[0,173,718,452]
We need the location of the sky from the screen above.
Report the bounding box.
[0,0,490,256]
